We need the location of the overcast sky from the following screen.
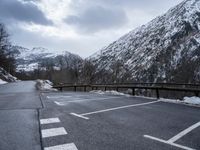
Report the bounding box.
[0,0,183,58]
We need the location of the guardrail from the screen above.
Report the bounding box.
[53,83,200,99]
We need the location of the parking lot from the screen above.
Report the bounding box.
[40,92,200,150]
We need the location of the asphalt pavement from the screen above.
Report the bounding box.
[39,92,200,150]
[0,82,200,150]
[0,81,42,150]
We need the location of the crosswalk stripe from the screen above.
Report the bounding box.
[44,143,78,150]
[40,118,60,125]
[41,127,67,138]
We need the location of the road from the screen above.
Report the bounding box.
[0,81,42,150]
[0,81,200,150]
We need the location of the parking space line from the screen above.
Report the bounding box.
[44,143,78,150]
[70,113,89,120]
[41,127,67,138]
[144,135,195,150]
[47,94,98,99]
[70,100,160,119]
[144,121,200,150]
[54,97,120,106]
[168,121,200,143]
[47,96,72,99]
[40,118,60,125]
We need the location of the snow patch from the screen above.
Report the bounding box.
[0,79,8,85]
[183,96,200,105]
[0,67,18,82]
[36,80,57,91]
[90,90,131,97]
[160,96,200,106]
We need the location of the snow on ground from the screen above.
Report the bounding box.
[90,90,131,97]
[160,96,200,106]
[90,90,200,106]
[0,67,17,82]
[36,80,57,91]
[0,79,7,85]
[183,96,200,105]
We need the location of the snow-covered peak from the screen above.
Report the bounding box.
[89,0,200,83]
[13,46,83,72]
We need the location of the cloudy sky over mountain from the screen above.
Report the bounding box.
[0,0,182,57]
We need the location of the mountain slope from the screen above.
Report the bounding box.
[90,0,200,83]
[12,46,83,72]
[0,67,17,83]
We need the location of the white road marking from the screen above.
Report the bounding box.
[168,121,200,143]
[54,97,120,105]
[70,113,89,120]
[40,118,60,125]
[80,100,159,116]
[47,96,72,99]
[71,100,160,119]
[41,127,67,138]
[66,97,120,102]
[54,101,64,106]
[47,94,94,99]
[144,135,195,150]
[44,143,78,150]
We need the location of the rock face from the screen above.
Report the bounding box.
[90,0,200,83]
[0,67,17,82]
[12,46,83,72]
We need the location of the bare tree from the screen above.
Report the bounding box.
[0,23,16,74]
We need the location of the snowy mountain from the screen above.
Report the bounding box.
[12,46,83,72]
[89,0,200,83]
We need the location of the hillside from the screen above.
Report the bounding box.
[89,0,200,83]
[0,67,17,84]
[12,46,83,72]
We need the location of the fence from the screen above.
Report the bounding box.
[53,83,200,99]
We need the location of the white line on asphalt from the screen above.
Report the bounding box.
[54,101,64,106]
[144,135,195,150]
[47,96,72,99]
[40,118,60,125]
[41,127,67,138]
[70,100,160,119]
[70,113,89,120]
[44,143,78,150]
[168,121,200,143]
[66,97,120,102]
[81,100,160,116]
[54,97,120,106]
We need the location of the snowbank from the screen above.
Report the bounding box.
[183,97,200,105]
[160,96,200,106]
[0,79,7,85]
[36,80,57,91]
[90,90,131,97]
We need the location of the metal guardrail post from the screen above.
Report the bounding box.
[84,86,86,92]
[116,87,119,91]
[195,91,199,97]
[132,88,135,95]
[74,86,76,92]
[105,86,107,91]
[156,88,159,99]
[60,87,63,91]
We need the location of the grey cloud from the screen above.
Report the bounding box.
[65,6,128,33]
[85,0,182,10]
[0,0,52,25]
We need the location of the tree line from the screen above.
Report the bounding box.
[0,23,16,74]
